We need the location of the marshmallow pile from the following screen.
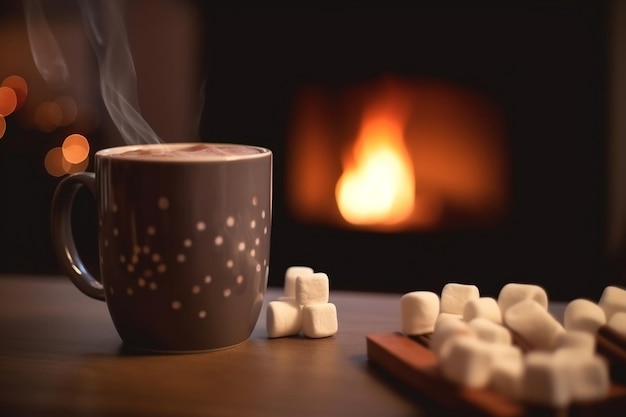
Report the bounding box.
[401,282,626,407]
[266,266,338,339]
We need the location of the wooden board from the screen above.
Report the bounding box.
[366,332,626,417]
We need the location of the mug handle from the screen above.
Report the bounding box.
[50,172,105,301]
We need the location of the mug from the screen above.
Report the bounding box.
[51,143,272,352]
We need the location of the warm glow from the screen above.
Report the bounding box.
[62,155,89,174]
[288,77,508,231]
[46,134,90,177]
[56,96,78,126]
[34,101,62,132]
[44,147,66,177]
[0,86,17,116]
[62,133,89,164]
[335,114,415,226]
[1,75,28,109]
[0,115,5,139]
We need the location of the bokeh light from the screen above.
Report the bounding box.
[0,86,17,117]
[34,101,63,132]
[1,75,28,109]
[55,96,78,126]
[0,115,5,139]
[44,147,67,177]
[62,133,89,164]
[62,155,89,174]
[45,134,91,176]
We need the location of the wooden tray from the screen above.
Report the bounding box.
[366,332,626,417]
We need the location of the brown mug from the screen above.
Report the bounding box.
[51,143,272,352]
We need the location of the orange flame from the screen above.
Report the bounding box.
[335,112,415,226]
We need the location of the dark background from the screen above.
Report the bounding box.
[0,1,618,301]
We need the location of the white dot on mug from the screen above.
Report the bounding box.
[256,264,261,272]
[149,282,158,290]
[204,275,212,284]
[263,226,267,234]
[250,249,256,257]
[255,237,260,246]
[223,288,232,298]
[236,275,244,284]
[127,264,135,273]
[147,226,156,235]
[158,197,170,210]
[226,216,235,227]
[238,242,245,251]
[177,254,186,263]
[226,259,234,268]
[138,278,146,287]
[157,264,167,273]
[120,255,126,263]
[252,196,258,206]
[198,310,207,319]
[183,238,192,248]
[113,228,119,236]
[192,285,200,294]
[104,239,109,247]
[152,253,161,262]
[250,220,256,229]
[214,236,223,246]
[262,210,266,219]
[171,300,182,310]
[196,221,206,231]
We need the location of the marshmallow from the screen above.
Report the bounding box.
[295,272,329,305]
[284,266,314,298]
[606,311,626,337]
[563,298,606,334]
[436,312,463,325]
[431,318,476,357]
[557,353,610,403]
[520,352,571,407]
[468,318,512,345]
[599,285,626,321]
[400,291,440,335]
[503,299,565,350]
[497,283,548,315]
[463,297,502,324]
[440,283,480,314]
[439,337,494,388]
[554,331,595,356]
[266,299,303,338]
[489,346,524,400]
[302,303,338,338]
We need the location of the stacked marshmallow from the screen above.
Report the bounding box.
[400,282,626,407]
[266,266,338,339]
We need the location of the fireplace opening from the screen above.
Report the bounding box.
[287,76,509,232]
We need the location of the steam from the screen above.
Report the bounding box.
[23,0,70,88]
[24,0,163,144]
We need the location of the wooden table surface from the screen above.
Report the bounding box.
[0,275,432,417]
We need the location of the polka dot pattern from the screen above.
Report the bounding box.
[102,191,270,321]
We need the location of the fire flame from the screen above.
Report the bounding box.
[335,113,415,226]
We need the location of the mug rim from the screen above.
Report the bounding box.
[95,142,272,162]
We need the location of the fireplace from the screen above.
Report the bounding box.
[199,1,615,300]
